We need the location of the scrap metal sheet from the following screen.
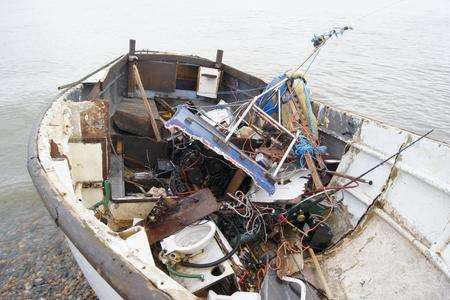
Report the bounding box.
[165,105,275,194]
[146,189,220,244]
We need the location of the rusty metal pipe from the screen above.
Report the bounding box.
[326,170,373,185]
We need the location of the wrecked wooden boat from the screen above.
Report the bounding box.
[28,38,450,299]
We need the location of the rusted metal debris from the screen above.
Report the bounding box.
[80,100,109,139]
[145,189,220,244]
[165,105,276,194]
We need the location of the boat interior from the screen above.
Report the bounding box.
[33,41,450,299]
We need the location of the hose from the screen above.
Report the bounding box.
[180,218,241,269]
[90,180,111,210]
[166,263,204,281]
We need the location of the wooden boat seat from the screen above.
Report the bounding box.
[112,97,165,138]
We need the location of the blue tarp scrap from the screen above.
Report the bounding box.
[256,74,289,115]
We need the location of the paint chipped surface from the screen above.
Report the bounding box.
[317,105,450,297]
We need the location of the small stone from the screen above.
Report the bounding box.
[34,277,43,284]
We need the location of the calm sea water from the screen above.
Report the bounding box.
[0,0,449,295]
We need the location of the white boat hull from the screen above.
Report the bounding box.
[67,238,122,300]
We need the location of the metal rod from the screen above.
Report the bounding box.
[272,131,299,177]
[225,96,258,141]
[253,105,295,138]
[277,88,282,124]
[325,170,372,185]
[58,54,125,90]
[342,129,433,188]
[225,78,288,141]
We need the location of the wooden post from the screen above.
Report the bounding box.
[129,39,136,55]
[305,154,324,191]
[226,169,246,195]
[286,80,326,169]
[132,64,162,142]
[215,49,224,68]
[128,39,136,97]
[308,247,333,299]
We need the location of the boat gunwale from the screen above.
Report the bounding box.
[26,52,267,299]
[26,87,171,300]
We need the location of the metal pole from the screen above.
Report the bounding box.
[342,129,433,188]
[272,131,299,177]
[253,105,295,138]
[225,96,258,142]
[277,88,282,124]
[225,78,289,141]
[58,54,125,90]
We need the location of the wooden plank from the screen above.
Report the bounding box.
[136,53,266,88]
[112,97,162,138]
[308,247,333,299]
[176,64,198,81]
[215,49,224,68]
[305,154,324,191]
[132,64,162,141]
[86,82,102,100]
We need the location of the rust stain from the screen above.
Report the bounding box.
[357,235,376,254]
[80,100,109,139]
[50,139,63,158]
[145,189,220,244]
[49,139,71,169]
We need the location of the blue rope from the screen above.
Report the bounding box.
[294,136,327,168]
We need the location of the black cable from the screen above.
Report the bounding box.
[179,218,241,269]
[303,277,329,299]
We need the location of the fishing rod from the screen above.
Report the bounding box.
[288,25,353,76]
[281,129,434,217]
[342,129,434,188]
[296,0,408,76]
